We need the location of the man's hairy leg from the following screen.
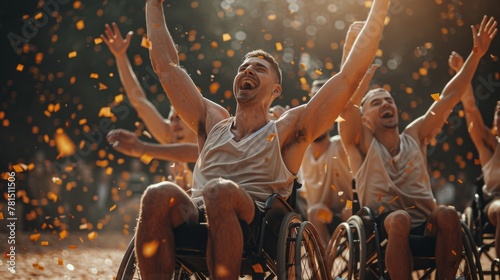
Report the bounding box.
[135,182,198,279]
[203,179,255,280]
[427,206,461,280]
[384,211,413,280]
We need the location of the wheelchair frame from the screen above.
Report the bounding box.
[327,206,483,280]
[115,180,329,279]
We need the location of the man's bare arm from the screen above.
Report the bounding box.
[406,16,498,142]
[101,23,175,144]
[293,0,389,143]
[145,0,228,136]
[107,129,198,162]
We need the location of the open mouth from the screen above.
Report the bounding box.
[240,78,257,90]
[380,111,394,118]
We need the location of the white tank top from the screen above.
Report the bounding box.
[482,140,500,199]
[298,135,353,213]
[355,133,436,228]
[192,117,295,208]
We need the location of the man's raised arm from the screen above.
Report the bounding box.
[145,0,228,135]
[407,16,497,142]
[296,0,389,142]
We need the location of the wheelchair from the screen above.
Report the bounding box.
[462,176,500,278]
[115,180,329,279]
[327,205,483,280]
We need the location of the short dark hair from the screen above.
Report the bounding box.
[244,50,282,85]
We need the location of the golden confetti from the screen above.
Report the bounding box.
[30,233,41,242]
[58,258,63,265]
[141,37,152,49]
[142,239,160,258]
[41,241,49,246]
[266,133,276,141]
[431,93,440,101]
[68,51,77,58]
[427,223,433,231]
[330,184,337,191]
[12,163,28,172]
[377,192,382,202]
[16,64,24,71]
[140,153,154,165]
[47,192,58,202]
[169,197,175,206]
[275,42,283,51]
[345,200,353,209]
[99,83,108,90]
[90,73,99,79]
[34,12,43,20]
[451,249,457,256]
[378,205,385,214]
[0,212,3,220]
[68,245,78,249]
[335,116,345,122]
[388,196,399,204]
[55,130,76,157]
[94,37,103,45]
[98,107,114,118]
[110,204,117,212]
[88,231,98,241]
[114,94,124,103]
[222,33,231,41]
[76,20,85,30]
[59,230,68,240]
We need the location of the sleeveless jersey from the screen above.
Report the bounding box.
[355,133,436,228]
[192,117,295,209]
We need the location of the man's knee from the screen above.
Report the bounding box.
[385,211,411,237]
[141,182,182,211]
[430,206,460,234]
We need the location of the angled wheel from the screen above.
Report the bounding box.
[326,222,354,279]
[116,237,192,280]
[347,215,366,280]
[116,237,140,280]
[277,212,302,279]
[295,221,329,279]
[456,221,482,280]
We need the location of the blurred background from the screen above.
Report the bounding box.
[0,0,499,234]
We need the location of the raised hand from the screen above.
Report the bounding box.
[106,129,145,158]
[100,22,133,58]
[448,51,464,73]
[472,16,498,57]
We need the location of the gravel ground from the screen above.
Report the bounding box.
[0,230,133,280]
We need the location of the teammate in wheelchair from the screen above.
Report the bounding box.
[336,15,497,280]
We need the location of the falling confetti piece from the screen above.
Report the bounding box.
[345,200,352,210]
[335,116,345,122]
[88,231,98,241]
[12,163,28,172]
[427,223,433,231]
[41,241,49,246]
[30,233,41,242]
[141,37,152,49]
[94,38,103,45]
[110,204,117,212]
[169,197,175,206]
[34,12,43,20]
[55,131,76,157]
[98,107,114,118]
[16,64,24,71]
[451,249,457,256]
[377,192,382,202]
[140,153,154,165]
[99,83,108,90]
[431,93,440,101]
[68,245,78,249]
[0,212,3,220]
[222,33,231,41]
[59,230,68,240]
[388,196,399,204]
[275,42,283,51]
[76,20,85,30]
[68,51,77,58]
[266,133,276,141]
[142,240,160,258]
[378,205,385,214]
[90,73,99,79]
[115,94,124,103]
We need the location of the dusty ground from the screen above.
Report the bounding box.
[0,230,133,280]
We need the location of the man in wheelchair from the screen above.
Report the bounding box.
[131,0,390,279]
[338,16,498,279]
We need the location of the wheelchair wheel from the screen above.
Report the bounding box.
[347,215,366,280]
[326,222,355,279]
[456,222,482,280]
[295,221,329,279]
[116,237,192,280]
[277,212,302,279]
